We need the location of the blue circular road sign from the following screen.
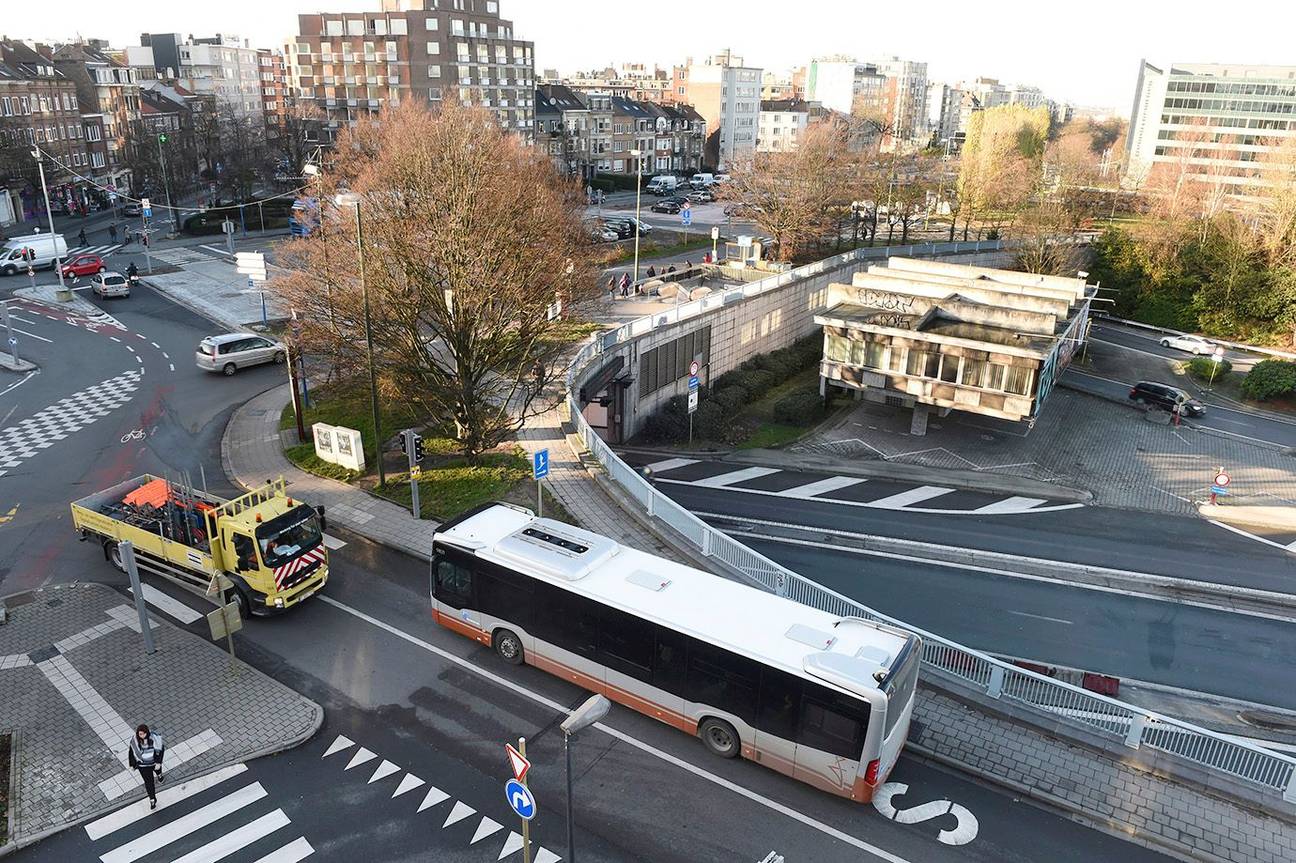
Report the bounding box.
[505,778,536,821]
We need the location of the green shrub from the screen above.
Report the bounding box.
[1183,356,1232,382]
[772,390,825,426]
[1241,360,1296,401]
[692,401,728,441]
[711,385,749,413]
[729,368,775,394]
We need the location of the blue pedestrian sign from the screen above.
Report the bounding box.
[688,375,699,391]
[505,779,536,821]
[532,449,549,481]
[681,208,692,226]
[1210,485,1230,496]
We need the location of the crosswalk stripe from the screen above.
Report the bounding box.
[86,765,248,840]
[169,809,290,863]
[781,476,866,498]
[99,782,267,863]
[251,837,314,863]
[973,496,1048,514]
[690,466,780,488]
[68,244,123,256]
[129,584,204,623]
[643,457,698,473]
[321,534,347,550]
[861,485,954,509]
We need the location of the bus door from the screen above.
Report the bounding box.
[754,668,802,777]
[432,553,483,636]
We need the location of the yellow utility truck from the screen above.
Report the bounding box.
[72,475,329,617]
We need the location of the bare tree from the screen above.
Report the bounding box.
[272,100,599,457]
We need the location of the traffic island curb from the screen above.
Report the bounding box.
[1199,503,1296,532]
[0,352,36,373]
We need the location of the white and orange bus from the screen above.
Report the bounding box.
[430,502,921,802]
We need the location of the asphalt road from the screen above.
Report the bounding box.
[0,280,285,594]
[13,527,1173,863]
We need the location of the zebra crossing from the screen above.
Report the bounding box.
[323,734,563,862]
[84,764,315,863]
[0,369,141,477]
[631,456,1083,515]
[68,244,124,258]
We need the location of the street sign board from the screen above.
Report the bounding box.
[711,225,719,240]
[1210,485,1230,496]
[141,197,150,209]
[505,742,531,781]
[235,251,268,282]
[206,601,242,640]
[689,360,700,377]
[681,208,692,226]
[687,390,698,413]
[688,375,699,392]
[1215,471,1230,487]
[505,779,536,821]
[410,465,422,479]
[532,449,549,481]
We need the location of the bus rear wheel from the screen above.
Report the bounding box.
[493,629,524,665]
[699,718,740,758]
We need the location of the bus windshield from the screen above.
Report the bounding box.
[256,506,322,567]
[882,641,921,737]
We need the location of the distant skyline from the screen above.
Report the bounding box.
[20,0,1296,114]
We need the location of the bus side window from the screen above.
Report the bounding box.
[434,557,475,609]
[797,691,868,759]
[757,668,803,740]
[653,629,689,693]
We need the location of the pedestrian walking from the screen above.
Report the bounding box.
[646,265,656,279]
[607,275,617,301]
[77,228,87,247]
[128,724,166,809]
[666,264,676,275]
[109,223,118,243]
[620,272,630,298]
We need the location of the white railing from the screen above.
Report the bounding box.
[564,241,1296,805]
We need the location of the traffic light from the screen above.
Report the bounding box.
[158,132,168,144]
[413,435,425,462]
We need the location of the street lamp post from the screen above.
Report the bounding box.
[335,192,386,487]
[32,148,68,298]
[157,132,176,237]
[561,694,611,863]
[630,148,644,284]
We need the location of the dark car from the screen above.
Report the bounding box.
[651,200,682,214]
[1129,381,1205,416]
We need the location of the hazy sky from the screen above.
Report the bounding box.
[23,0,1296,113]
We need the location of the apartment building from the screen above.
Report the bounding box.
[258,49,290,146]
[47,40,140,191]
[871,55,928,145]
[133,33,265,133]
[682,49,762,170]
[761,69,804,101]
[288,0,535,145]
[805,58,885,118]
[1125,60,1296,194]
[0,40,91,225]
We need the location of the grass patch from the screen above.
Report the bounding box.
[280,383,420,471]
[728,367,823,448]
[600,235,714,265]
[282,443,360,482]
[377,446,531,521]
[544,319,606,346]
[736,423,806,450]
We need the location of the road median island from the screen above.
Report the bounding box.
[702,511,1296,622]
[0,582,322,854]
[1200,503,1296,532]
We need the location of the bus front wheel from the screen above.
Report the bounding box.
[493,629,524,665]
[699,718,740,758]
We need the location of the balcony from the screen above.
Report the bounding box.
[368,99,380,108]
[347,98,358,106]
[325,99,337,107]
[388,75,400,85]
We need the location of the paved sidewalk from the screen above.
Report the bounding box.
[0,582,321,850]
[144,255,284,331]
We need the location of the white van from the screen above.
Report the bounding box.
[646,175,679,195]
[0,233,68,275]
[690,173,715,189]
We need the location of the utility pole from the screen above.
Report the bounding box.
[157,131,176,237]
[1,302,19,365]
[32,148,69,299]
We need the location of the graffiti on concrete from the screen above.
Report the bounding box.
[871,313,913,329]
[857,288,916,313]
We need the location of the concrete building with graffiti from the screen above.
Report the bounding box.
[815,257,1094,435]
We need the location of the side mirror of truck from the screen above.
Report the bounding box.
[315,505,327,532]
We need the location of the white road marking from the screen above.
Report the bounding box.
[37,655,132,763]
[497,833,524,860]
[643,457,699,473]
[86,764,249,840]
[169,809,290,863]
[322,533,347,550]
[781,475,867,498]
[418,785,450,812]
[98,782,267,863]
[345,747,377,770]
[322,734,354,758]
[7,314,37,324]
[162,351,171,359]
[1208,520,1295,553]
[368,759,400,784]
[135,355,143,364]
[469,816,503,844]
[0,371,36,398]
[109,336,121,342]
[689,466,781,488]
[1006,610,1073,625]
[151,341,160,349]
[442,800,475,828]
[12,327,53,343]
[533,848,562,863]
[974,496,1048,514]
[98,729,223,800]
[318,595,920,863]
[391,773,425,798]
[128,584,204,623]
[169,364,176,372]
[871,783,979,846]
[865,485,955,509]
[251,837,315,863]
[200,244,234,257]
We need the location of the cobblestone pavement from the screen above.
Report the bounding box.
[793,384,1296,515]
[0,582,321,848]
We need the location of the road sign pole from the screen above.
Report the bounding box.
[2,303,18,366]
[519,737,532,863]
[565,731,575,863]
[405,429,421,519]
[119,541,156,655]
[142,211,153,274]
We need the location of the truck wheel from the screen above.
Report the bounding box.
[227,586,251,620]
[104,540,125,572]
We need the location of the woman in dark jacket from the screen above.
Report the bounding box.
[128,724,165,809]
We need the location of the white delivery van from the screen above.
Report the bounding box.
[646,175,679,195]
[0,233,68,275]
[690,173,715,188]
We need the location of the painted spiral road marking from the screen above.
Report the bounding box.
[872,782,979,846]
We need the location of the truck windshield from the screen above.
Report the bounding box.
[255,506,322,567]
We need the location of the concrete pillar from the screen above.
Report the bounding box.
[910,403,930,436]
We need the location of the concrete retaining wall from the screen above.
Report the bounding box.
[609,248,1014,438]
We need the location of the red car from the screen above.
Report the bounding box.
[61,253,106,278]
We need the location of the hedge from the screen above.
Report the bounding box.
[772,391,825,425]
[1241,360,1296,401]
[1183,356,1232,382]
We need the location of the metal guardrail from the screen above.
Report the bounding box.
[564,241,1296,805]
[1094,312,1296,363]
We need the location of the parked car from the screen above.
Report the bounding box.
[90,271,130,298]
[1159,334,1215,355]
[61,253,106,279]
[121,202,142,217]
[601,219,636,239]
[591,227,619,243]
[651,200,682,214]
[196,333,287,376]
[686,189,714,203]
[1128,381,1205,416]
